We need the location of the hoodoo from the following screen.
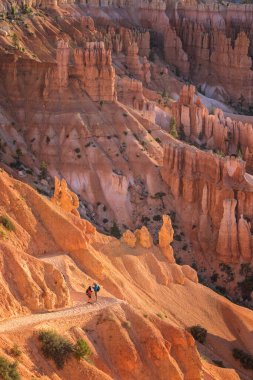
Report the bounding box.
[0,1,253,379]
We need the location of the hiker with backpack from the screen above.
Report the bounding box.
[86,285,93,304]
[92,282,100,302]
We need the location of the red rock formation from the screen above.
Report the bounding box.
[117,77,155,122]
[172,86,253,171]
[56,38,70,90]
[164,25,189,77]
[169,2,253,107]
[161,141,253,263]
[104,26,150,57]
[73,41,116,102]
[51,177,80,217]
[216,199,239,263]
[126,42,143,78]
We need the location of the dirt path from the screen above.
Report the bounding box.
[0,297,123,333]
[0,252,123,334]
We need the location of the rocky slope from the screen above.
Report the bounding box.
[0,168,252,380]
[0,2,253,378]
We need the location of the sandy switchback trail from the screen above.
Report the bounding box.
[0,297,123,333]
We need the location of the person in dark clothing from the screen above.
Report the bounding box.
[92,283,100,302]
[86,286,93,303]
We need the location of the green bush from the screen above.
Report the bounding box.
[232,348,253,370]
[0,216,15,232]
[0,356,20,380]
[39,330,74,369]
[189,325,207,344]
[39,330,93,369]
[73,339,92,361]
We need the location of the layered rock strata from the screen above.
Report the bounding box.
[161,141,253,263]
[172,85,253,173]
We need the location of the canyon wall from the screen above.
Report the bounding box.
[165,2,253,107]
[172,85,253,174]
[2,0,167,10]
[161,140,253,264]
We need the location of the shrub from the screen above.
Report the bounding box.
[211,273,219,283]
[38,330,74,369]
[169,117,178,139]
[238,275,253,301]
[189,325,207,344]
[141,216,150,224]
[15,148,22,164]
[191,262,198,270]
[155,137,161,144]
[121,321,131,329]
[110,222,121,239]
[39,161,48,180]
[175,256,182,265]
[239,263,253,277]
[9,345,22,358]
[0,356,20,380]
[153,214,162,222]
[215,286,226,295]
[73,339,92,362]
[232,348,253,370]
[212,360,225,368]
[0,216,15,232]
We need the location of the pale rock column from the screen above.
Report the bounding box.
[159,215,175,263]
[216,199,239,262]
[238,215,252,262]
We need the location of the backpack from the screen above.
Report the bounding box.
[94,284,100,292]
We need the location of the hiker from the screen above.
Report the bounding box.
[92,282,100,302]
[86,286,93,304]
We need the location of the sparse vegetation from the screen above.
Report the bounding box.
[110,222,121,239]
[151,192,166,208]
[122,320,131,329]
[169,117,178,139]
[153,214,162,222]
[211,272,219,283]
[9,345,22,358]
[212,359,225,368]
[39,161,48,180]
[0,216,15,232]
[0,356,20,380]
[232,348,253,370]
[38,330,92,369]
[73,339,92,362]
[189,325,207,344]
[238,274,253,301]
